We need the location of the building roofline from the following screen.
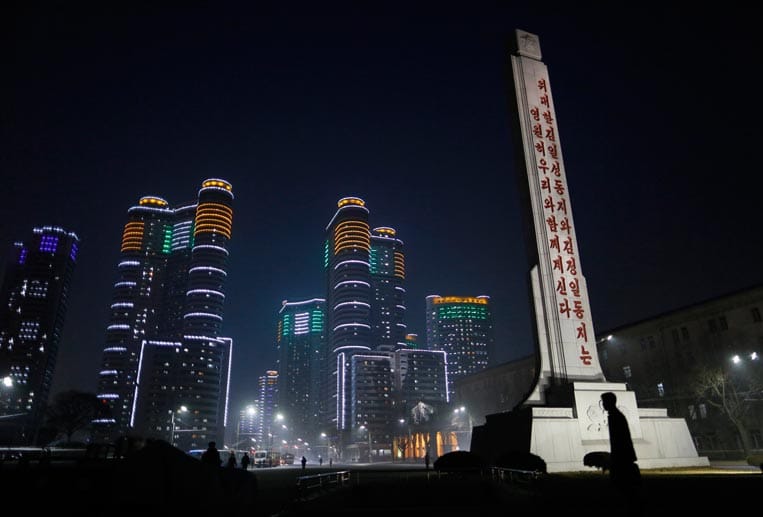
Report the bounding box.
[596,283,763,336]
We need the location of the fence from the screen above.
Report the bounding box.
[295,470,351,500]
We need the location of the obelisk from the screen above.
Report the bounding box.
[509,29,605,405]
[469,30,708,472]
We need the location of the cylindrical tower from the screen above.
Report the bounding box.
[370,226,406,352]
[97,196,174,438]
[182,179,234,337]
[323,197,372,432]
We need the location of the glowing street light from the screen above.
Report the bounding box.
[169,405,188,447]
[359,425,372,462]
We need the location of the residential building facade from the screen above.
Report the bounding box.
[276,298,325,443]
[94,179,234,450]
[426,295,494,398]
[0,226,80,444]
[596,285,763,459]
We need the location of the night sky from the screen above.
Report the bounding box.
[3,3,761,417]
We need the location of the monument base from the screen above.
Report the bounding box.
[471,381,709,473]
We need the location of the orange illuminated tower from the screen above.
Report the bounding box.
[95,179,234,450]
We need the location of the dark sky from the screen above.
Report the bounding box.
[3,3,761,417]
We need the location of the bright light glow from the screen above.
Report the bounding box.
[189,266,227,275]
[732,355,741,364]
[2,376,12,388]
[432,296,489,305]
[334,260,370,270]
[186,289,225,298]
[333,323,371,331]
[333,301,371,310]
[334,280,370,289]
[193,244,229,255]
[183,312,223,320]
[752,352,759,360]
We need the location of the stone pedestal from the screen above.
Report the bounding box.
[472,382,709,473]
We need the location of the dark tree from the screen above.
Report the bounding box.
[691,365,763,458]
[45,390,109,444]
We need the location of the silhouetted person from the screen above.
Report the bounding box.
[329,458,333,467]
[424,452,430,470]
[226,452,237,469]
[601,391,642,515]
[241,452,250,470]
[301,456,307,469]
[201,441,222,467]
[319,456,323,466]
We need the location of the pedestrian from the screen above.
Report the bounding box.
[201,441,222,467]
[424,452,430,470]
[226,452,237,469]
[301,456,307,470]
[319,455,323,466]
[241,452,251,470]
[601,391,642,515]
[329,458,332,467]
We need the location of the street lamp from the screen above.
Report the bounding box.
[236,404,257,448]
[169,405,188,447]
[453,406,474,452]
[732,352,759,364]
[359,425,372,462]
[1,376,12,409]
[321,432,334,462]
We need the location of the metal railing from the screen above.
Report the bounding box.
[488,466,544,485]
[295,470,351,500]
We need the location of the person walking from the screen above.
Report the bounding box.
[301,456,307,470]
[201,441,222,467]
[424,452,430,471]
[226,452,237,469]
[601,391,642,515]
[241,452,251,470]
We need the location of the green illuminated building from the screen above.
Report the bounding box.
[276,298,326,441]
[425,295,494,398]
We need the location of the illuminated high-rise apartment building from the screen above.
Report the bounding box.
[323,197,373,434]
[323,197,411,458]
[94,179,234,450]
[256,370,279,446]
[276,298,325,442]
[369,227,406,351]
[395,348,448,412]
[426,295,493,398]
[0,227,80,445]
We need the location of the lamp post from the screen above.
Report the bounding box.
[321,432,331,462]
[169,405,188,447]
[453,406,474,452]
[237,405,257,448]
[359,425,372,463]
[1,376,12,409]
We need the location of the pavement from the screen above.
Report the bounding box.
[1,452,759,516]
[269,460,762,517]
